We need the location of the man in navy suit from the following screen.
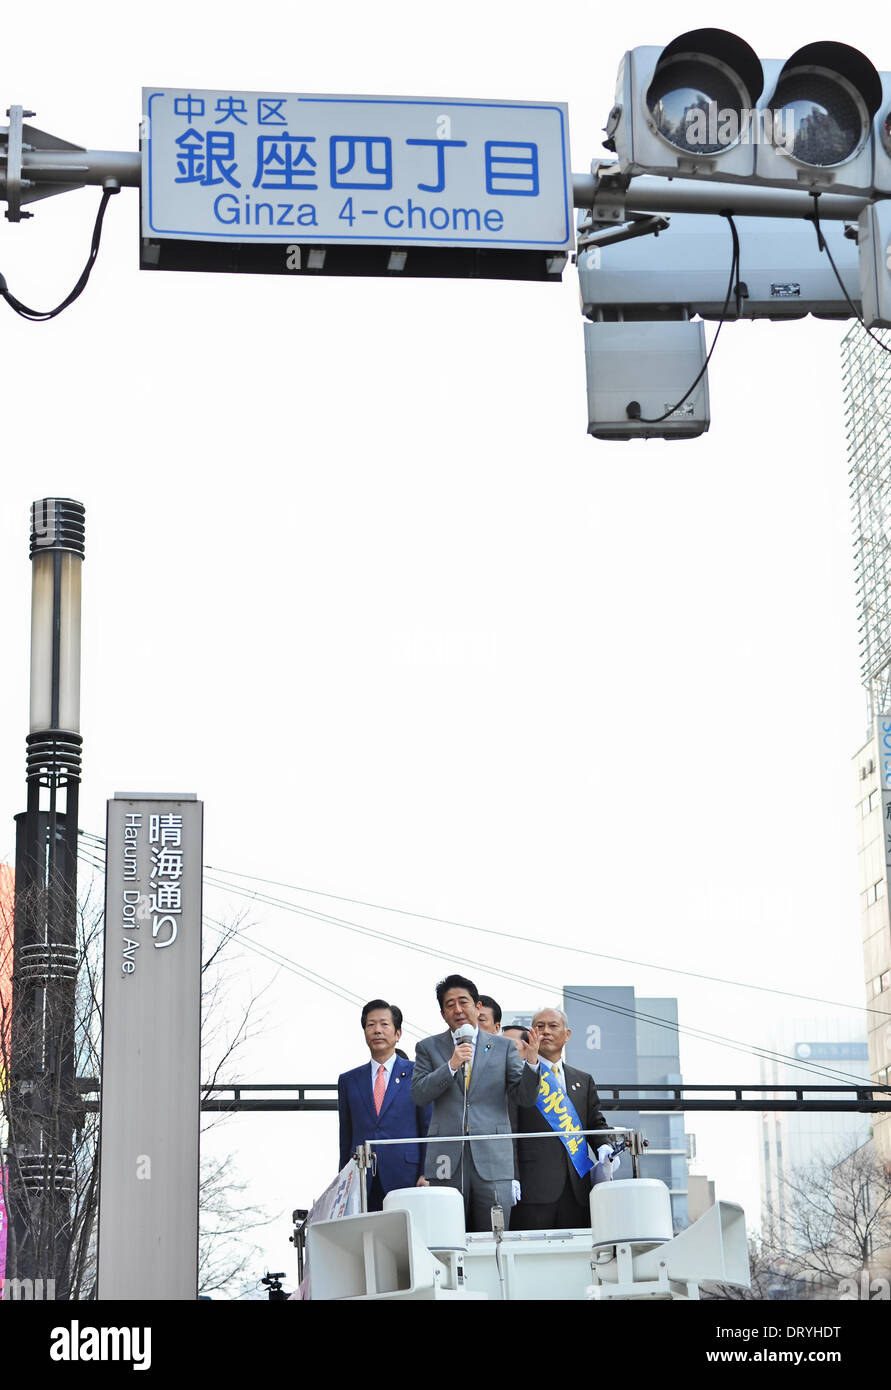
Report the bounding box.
[338,999,431,1210]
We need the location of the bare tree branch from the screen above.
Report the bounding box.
[1,885,272,1299]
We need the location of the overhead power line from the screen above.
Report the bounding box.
[199,857,887,1020]
[77,833,883,1087]
[199,872,878,1089]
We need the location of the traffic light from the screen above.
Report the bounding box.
[607,29,763,182]
[753,43,883,195]
[607,28,889,197]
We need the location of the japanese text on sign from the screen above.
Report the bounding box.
[116,808,191,973]
[143,89,573,251]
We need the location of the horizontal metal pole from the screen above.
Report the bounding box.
[189,1096,891,1113]
[201,1082,336,1092]
[572,170,873,220]
[603,1099,891,1112]
[79,1081,891,1114]
[7,151,874,216]
[17,149,141,187]
[368,1128,629,1147]
[198,1098,339,1112]
[197,1081,891,1097]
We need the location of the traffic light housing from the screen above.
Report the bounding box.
[876,76,891,195]
[753,43,883,195]
[859,201,891,328]
[578,213,859,322]
[607,28,888,197]
[583,320,710,441]
[607,29,763,182]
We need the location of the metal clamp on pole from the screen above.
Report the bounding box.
[353,1142,376,1213]
[289,1208,309,1282]
[628,1130,649,1178]
[1,104,139,221]
[2,104,31,221]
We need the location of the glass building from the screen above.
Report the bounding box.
[844,323,891,1166]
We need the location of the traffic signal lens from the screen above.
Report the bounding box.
[881,108,891,159]
[646,56,751,154]
[770,69,865,165]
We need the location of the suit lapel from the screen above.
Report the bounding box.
[379,1061,410,1118]
[563,1066,598,1145]
[467,1031,492,1095]
[359,1064,380,1125]
[435,1029,454,1067]
[563,1065,586,1115]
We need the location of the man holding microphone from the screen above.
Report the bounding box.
[411,973,542,1231]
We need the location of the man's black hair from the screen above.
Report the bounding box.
[435,974,480,1010]
[478,994,502,1025]
[502,1024,530,1044]
[361,998,403,1032]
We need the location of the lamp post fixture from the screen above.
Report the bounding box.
[9,498,84,1297]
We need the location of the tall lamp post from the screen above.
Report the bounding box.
[9,498,84,1297]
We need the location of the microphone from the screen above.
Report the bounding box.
[454,1023,475,1079]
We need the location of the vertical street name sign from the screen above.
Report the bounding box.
[97,793,203,1300]
[141,87,573,279]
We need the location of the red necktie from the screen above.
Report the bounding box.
[374,1063,387,1115]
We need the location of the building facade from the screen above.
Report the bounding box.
[852,728,891,1165]
[845,323,891,1166]
[759,1017,872,1245]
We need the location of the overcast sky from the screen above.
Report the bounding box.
[1,0,887,1293]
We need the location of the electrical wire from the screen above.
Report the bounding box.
[0,186,119,321]
[200,856,890,1021]
[809,193,891,356]
[199,871,880,1088]
[81,830,890,1076]
[628,210,741,425]
[77,833,885,1085]
[76,846,427,1040]
[203,914,426,1041]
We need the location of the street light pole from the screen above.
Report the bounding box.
[9,498,84,1297]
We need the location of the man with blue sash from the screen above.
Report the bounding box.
[512,1006,613,1230]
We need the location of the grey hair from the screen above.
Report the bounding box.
[533,1005,568,1027]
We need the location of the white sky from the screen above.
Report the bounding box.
[1,0,887,1295]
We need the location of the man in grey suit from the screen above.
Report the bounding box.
[411,973,542,1232]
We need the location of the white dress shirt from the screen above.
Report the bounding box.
[370,1051,398,1095]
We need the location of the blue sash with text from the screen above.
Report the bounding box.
[535,1064,594,1179]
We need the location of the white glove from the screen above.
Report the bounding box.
[593,1144,621,1184]
[596,1143,621,1172]
[511,1179,521,1206]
